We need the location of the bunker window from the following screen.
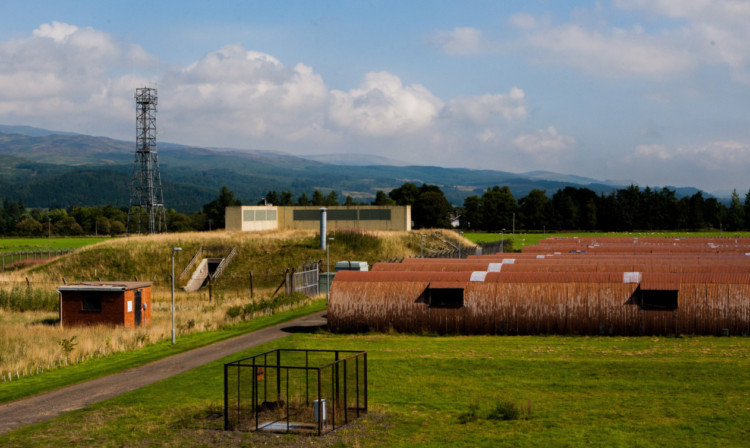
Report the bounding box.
[640,289,678,311]
[82,295,102,312]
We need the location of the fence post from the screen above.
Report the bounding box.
[223,363,229,430]
[249,271,254,298]
[290,268,296,294]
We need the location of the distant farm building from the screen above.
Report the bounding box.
[225,205,411,232]
[329,237,750,336]
[57,282,152,328]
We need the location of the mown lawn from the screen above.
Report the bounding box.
[4,333,749,447]
[0,237,110,252]
[465,231,750,251]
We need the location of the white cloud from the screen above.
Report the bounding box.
[513,126,576,159]
[635,144,672,160]
[616,0,750,81]
[162,45,332,144]
[0,22,584,179]
[32,21,78,42]
[443,88,526,123]
[628,140,750,170]
[509,13,538,30]
[329,71,443,136]
[425,2,750,83]
[521,25,694,78]
[429,27,483,55]
[0,21,155,135]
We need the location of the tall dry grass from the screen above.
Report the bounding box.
[0,286,291,381]
[0,228,433,382]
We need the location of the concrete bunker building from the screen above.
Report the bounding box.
[57,281,152,328]
[225,205,411,232]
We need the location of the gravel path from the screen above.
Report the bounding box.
[0,310,327,434]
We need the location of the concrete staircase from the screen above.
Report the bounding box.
[179,246,237,292]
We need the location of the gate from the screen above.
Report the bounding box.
[292,265,319,297]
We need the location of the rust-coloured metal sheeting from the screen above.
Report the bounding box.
[328,237,750,335]
[333,270,472,283]
[372,262,497,272]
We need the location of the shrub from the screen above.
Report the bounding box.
[225,292,308,321]
[487,399,521,421]
[225,305,241,319]
[457,401,480,424]
[330,229,381,252]
[58,336,77,360]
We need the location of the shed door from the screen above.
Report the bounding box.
[134,290,142,327]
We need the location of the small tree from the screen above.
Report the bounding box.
[16,218,43,235]
[58,336,77,361]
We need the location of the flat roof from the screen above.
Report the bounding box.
[57,281,152,292]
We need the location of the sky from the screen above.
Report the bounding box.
[1,1,749,195]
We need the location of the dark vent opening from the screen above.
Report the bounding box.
[429,288,464,308]
[641,289,678,311]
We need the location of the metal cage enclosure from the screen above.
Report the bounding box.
[224,349,367,435]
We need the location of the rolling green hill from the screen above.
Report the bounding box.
[0,126,706,212]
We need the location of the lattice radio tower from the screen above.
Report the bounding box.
[127,87,167,235]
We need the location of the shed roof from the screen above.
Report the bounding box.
[57,281,152,292]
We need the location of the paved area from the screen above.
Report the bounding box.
[0,310,327,434]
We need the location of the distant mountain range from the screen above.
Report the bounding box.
[0,124,710,213]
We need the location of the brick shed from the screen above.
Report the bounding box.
[57,281,152,328]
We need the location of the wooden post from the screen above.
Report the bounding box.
[25,277,30,287]
[249,271,254,298]
[272,270,288,298]
[289,268,296,295]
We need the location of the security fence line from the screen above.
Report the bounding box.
[1,250,73,272]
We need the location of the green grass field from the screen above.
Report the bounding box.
[0,237,110,252]
[465,231,750,251]
[3,333,748,447]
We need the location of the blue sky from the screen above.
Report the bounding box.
[1,1,749,195]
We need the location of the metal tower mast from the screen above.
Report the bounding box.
[127,87,167,235]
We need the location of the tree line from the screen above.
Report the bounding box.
[0,186,241,236]
[2,183,749,236]
[459,185,750,232]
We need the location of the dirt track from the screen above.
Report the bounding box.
[0,310,327,434]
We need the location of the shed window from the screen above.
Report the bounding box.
[82,295,102,312]
[641,289,678,311]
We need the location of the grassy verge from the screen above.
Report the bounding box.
[465,231,750,251]
[0,299,326,405]
[3,333,749,447]
[0,237,110,252]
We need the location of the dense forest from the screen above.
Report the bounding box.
[1,183,749,236]
[458,185,750,232]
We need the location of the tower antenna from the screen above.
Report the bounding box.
[127,87,167,235]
